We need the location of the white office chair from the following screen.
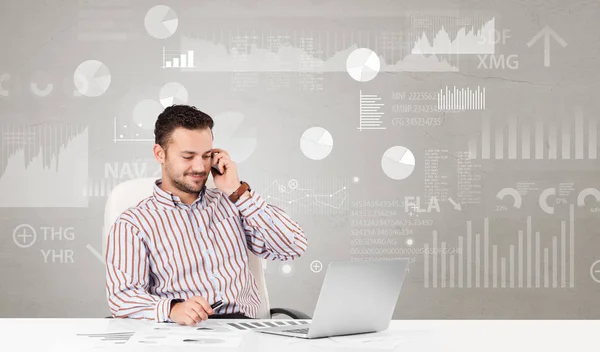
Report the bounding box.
[102,177,309,320]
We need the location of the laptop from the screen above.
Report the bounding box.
[255,258,409,339]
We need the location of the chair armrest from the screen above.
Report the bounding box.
[269,308,311,319]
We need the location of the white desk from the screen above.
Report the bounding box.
[0,318,596,352]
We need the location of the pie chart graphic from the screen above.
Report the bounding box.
[300,127,333,160]
[381,146,416,180]
[144,5,178,39]
[73,60,111,97]
[346,48,381,82]
[212,111,257,163]
[159,82,188,108]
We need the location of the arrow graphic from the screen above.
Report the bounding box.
[86,244,104,264]
[526,25,567,67]
[448,197,462,211]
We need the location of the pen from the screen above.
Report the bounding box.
[210,300,223,310]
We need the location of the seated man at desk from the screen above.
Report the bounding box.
[105,105,308,326]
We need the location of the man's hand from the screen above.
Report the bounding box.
[210,148,242,195]
[169,296,214,326]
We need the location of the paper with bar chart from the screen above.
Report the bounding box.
[424,205,575,289]
[468,110,597,160]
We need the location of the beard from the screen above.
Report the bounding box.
[164,161,206,194]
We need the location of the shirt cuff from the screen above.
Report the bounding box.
[233,190,265,219]
[157,298,182,323]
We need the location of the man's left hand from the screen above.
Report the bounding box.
[210,148,242,195]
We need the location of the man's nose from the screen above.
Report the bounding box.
[191,156,206,172]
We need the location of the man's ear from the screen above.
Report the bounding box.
[153,144,165,164]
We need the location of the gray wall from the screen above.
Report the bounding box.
[1,0,600,319]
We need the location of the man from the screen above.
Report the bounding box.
[105,105,307,326]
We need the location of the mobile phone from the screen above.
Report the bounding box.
[211,153,223,175]
[211,162,222,175]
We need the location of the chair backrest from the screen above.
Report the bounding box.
[102,177,271,319]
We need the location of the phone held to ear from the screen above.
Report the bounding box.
[212,162,222,175]
[211,153,223,175]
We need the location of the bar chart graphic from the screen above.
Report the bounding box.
[438,86,486,111]
[468,110,597,160]
[162,47,195,68]
[424,204,575,289]
[358,90,386,131]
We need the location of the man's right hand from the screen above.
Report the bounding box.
[168,296,214,326]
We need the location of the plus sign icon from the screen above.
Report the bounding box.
[590,260,600,284]
[13,224,37,248]
[310,260,323,273]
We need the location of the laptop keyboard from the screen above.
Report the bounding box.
[283,327,309,334]
[227,320,309,331]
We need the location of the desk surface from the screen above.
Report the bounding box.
[0,318,596,352]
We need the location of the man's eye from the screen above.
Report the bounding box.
[183,156,193,160]
[202,155,210,159]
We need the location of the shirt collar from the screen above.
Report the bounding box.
[153,178,206,208]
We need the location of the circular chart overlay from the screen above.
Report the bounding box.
[346,48,381,82]
[381,146,416,180]
[159,82,188,108]
[73,60,111,97]
[144,5,178,39]
[300,127,333,160]
[212,111,258,163]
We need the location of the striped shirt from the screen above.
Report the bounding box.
[105,179,307,322]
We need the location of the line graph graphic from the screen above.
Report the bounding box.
[256,178,349,214]
[113,116,154,143]
[178,16,460,73]
[410,15,495,55]
[113,82,189,143]
[0,124,89,207]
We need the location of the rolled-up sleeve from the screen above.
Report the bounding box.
[105,215,174,322]
[233,190,308,261]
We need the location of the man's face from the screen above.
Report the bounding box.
[162,127,213,194]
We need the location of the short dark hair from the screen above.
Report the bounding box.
[154,104,214,150]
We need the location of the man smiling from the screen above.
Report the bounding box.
[105,105,307,325]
